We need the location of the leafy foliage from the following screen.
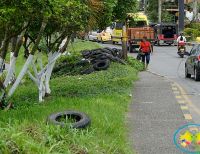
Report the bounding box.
[184,23,200,41]
[147,0,175,23]
[112,0,138,21]
[127,56,145,71]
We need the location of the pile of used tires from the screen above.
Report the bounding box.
[80,48,125,75]
[53,48,125,76]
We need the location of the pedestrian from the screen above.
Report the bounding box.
[139,36,153,69]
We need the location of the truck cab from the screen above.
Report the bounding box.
[111,22,123,44]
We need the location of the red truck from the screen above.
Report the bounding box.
[153,23,178,46]
[128,26,155,53]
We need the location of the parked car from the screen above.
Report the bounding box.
[88,31,99,41]
[97,27,112,43]
[185,44,200,81]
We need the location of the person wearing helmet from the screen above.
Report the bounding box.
[177,32,187,50]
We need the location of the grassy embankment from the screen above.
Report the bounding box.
[0,40,143,153]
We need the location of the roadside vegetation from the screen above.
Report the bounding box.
[0,41,143,153]
[184,23,200,41]
[147,0,175,23]
[0,0,142,153]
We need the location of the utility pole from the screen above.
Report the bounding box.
[158,0,162,23]
[178,0,184,32]
[122,24,128,60]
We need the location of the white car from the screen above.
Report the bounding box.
[88,31,99,41]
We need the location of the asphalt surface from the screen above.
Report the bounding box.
[128,72,186,154]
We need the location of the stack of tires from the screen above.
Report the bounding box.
[80,48,125,74]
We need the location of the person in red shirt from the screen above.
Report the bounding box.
[139,36,153,69]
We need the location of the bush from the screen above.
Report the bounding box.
[127,56,145,71]
[184,23,200,41]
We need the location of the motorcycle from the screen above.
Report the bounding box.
[177,42,186,58]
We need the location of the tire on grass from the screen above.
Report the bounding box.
[47,110,91,129]
[75,60,90,66]
[80,67,95,75]
[93,59,110,71]
[82,50,91,57]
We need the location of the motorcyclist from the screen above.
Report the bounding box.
[177,32,186,51]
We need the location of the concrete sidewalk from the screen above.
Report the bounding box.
[128,72,187,154]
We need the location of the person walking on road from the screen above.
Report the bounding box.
[139,36,153,69]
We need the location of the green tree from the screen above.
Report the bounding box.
[147,0,175,23]
[88,0,138,30]
[0,0,90,103]
[147,0,158,22]
[112,0,138,21]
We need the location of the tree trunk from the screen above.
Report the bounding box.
[0,35,9,71]
[4,56,17,87]
[7,19,47,98]
[8,54,34,97]
[4,30,26,87]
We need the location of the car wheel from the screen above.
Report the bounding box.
[157,41,160,46]
[112,41,115,44]
[194,68,200,81]
[185,67,191,78]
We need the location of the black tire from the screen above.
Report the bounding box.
[157,40,160,46]
[112,41,115,44]
[82,50,91,57]
[91,58,108,65]
[75,60,90,66]
[101,48,113,54]
[93,59,110,71]
[81,67,95,75]
[194,68,200,81]
[185,67,191,78]
[91,55,108,64]
[180,55,184,58]
[111,48,121,57]
[47,110,91,129]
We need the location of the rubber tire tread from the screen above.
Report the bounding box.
[47,110,91,129]
[93,59,110,71]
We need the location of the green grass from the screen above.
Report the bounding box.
[0,40,139,153]
[68,40,101,53]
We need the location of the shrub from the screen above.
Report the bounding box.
[126,56,145,71]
